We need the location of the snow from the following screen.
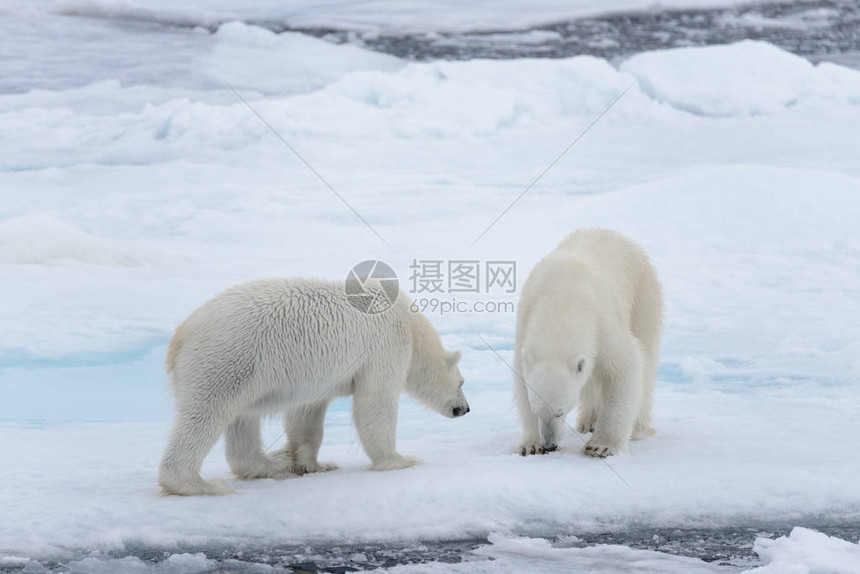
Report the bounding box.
[2,3,860,570]
[746,528,860,574]
[0,214,157,266]
[4,383,859,557]
[621,40,860,116]
[205,22,404,95]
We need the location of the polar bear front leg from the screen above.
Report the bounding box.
[353,380,420,471]
[576,380,600,434]
[585,339,643,458]
[284,400,338,475]
[226,415,291,480]
[514,376,542,456]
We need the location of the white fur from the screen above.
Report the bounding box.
[159,278,468,496]
[514,229,663,458]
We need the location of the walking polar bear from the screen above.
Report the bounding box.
[515,229,663,457]
[159,278,469,496]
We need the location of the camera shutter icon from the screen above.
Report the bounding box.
[345,260,399,314]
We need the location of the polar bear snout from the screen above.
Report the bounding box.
[446,384,470,418]
[539,415,565,453]
[452,404,470,417]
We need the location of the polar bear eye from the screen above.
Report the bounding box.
[576,358,585,373]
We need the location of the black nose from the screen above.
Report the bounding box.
[452,405,470,417]
[542,443,557,452]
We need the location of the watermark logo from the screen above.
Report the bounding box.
[346,259,517,315]
[409,260,516,294]
[345,260,399,314]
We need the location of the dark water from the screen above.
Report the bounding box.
[255,0,860,66]
[573,524,860,564]
[4,0,858,95]
[4,525,858,573]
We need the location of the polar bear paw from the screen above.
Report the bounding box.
[371,454,422,471]
[161,476,236,497]
[293,460,339,475]
[518,442,539,456]
[518,440,555,456]
[632,424,656,441]
[584,441,620,458]
[234,454,292,480]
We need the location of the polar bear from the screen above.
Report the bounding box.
[159,278,469,496]
[514,229,662,458]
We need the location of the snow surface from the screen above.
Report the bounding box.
[621,40,860,117]
[2,4,860,571]
[747,528,860,574]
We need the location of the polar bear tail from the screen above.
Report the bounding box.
[165,323,188,376]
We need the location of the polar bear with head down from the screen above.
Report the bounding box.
[515,229,663,458]
[159,278,469,496]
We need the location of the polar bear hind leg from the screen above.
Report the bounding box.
[226,415,292,480]
[632,329,660,440]
[632,342,658,441]
[282,399,338,475]
[631,266,663,440]
[159,408,235,496]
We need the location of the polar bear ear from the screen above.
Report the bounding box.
[569,356,586,374]
[446,350,462,366]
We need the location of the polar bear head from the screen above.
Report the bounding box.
[405,312,470,418]
[520,340,595,451]
[407,347,469,418]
